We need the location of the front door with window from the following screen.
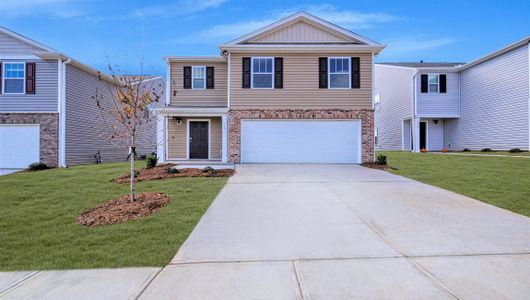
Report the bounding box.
[419,121,427,150]
[189,121,209,159]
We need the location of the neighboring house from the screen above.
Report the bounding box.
[0,27,162,173]
[375,36,529,152]
[154,12,384,164]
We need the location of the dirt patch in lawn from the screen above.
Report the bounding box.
[77,192,170,227]
[113,164,235,184]
[362,162,397,171]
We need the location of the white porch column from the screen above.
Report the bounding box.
[221,114,228,163]
[157,115,167,163]
[412,117,421,152]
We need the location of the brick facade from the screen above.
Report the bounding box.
[0,113,59,167]
[228,109,374,163]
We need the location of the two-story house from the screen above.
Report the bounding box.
[0,27,163,173]
[375,36,529,152]
[155,12,384,164]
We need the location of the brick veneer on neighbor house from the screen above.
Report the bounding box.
[228,109,375,163]
[0,113,59,167]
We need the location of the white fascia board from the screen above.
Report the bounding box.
[458,36,530,71]
[220,44,385,54]
[153,107,229,116]
[0,55,41,60]
[416,67,461,73]
[163,56,226,63]
[375,64,418,71]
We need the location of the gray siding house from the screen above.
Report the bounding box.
[0,27,163,172]
[375,37,529,152]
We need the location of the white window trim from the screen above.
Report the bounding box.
[251,57,274,89]
[328,57,351,90]
[2,61,26,95]
[186,119,211,160]
[191,66,206,90]
[427,74,440,94]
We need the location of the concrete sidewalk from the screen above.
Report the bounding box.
[2,164,529,299]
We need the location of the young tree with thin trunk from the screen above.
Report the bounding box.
[93,66,162,202]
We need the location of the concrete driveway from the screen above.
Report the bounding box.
[141,164,530,299]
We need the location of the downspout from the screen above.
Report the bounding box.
[412,69,419,152]
[371,52,375,162]
[58,58,72,167]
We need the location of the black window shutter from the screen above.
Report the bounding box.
[351,57,360,89]
[420,74,428,93]
[274,57,283,89]
[183,66,191,89]
[206,67,214,89]
[319,57,327,88]
[439,74,447,93]
[26,63,36,94]
[242,57,251,88]
[0,62,2,93]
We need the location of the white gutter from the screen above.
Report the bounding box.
[58,58,72,167]
[165,58,171,106]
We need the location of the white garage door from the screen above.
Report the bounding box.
[0,125,40,169]
[241,120,361,163]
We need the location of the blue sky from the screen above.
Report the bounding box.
[2,0,529,76]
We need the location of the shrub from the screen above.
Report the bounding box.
[27,162,49,171]
[202,166,215,173]
[462,148,471,152]
[441,148,449,153]
[146,154,158,169]
[375,154,387,165]
[481,148,492,152]
[509,148,522,153]
[166,168,179,174]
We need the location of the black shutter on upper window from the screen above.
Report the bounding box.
[319,57,328,88]
[183,66,192,89]
[420,74,428,93]
[0,63,2,93]
[26,63,36,94]
[242,57,251,88]
[439,74,447,93]
[274,57,283,89]
[351,57,360,89]
[206,67,214,89]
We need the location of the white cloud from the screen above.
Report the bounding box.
[177,4,400,44]
[130,0,228,19]
[0,0,81,18]
[383,37,456,52]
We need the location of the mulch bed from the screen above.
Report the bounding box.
[361,162,397,171]
[112,164,235,184]
[77,192,170,227]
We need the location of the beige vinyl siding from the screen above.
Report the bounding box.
[230,52,373,109]
[250,21,349,43]
[169,62,228,107]
[167,117,222,159]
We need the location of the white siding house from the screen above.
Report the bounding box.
[375,37,530,152]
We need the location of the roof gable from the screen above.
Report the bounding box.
[0,27,56,55]
[223,12,381,46]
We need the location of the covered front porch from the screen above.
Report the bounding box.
[154,107,229,163]
[403,117,450,152]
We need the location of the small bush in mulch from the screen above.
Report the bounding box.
[27,162,49,171]
[113,164,235,184]
[509,148,523,153]
[146,153,158,169]
[462,148,471,152]
[481,148,493,152]
[375,154,387,165]
[362,162,396,171]
[77,192,170,227]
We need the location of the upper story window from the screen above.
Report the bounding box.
[192,66,206,89]
[251,57,274,89]
[3,62,25,94]
[329,57,350,89]
[428,74,439,93]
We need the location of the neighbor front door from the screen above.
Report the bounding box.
[189,121,209,159]
[419,121,427,150]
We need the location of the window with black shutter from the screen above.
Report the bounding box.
[319,57,327,88]
[183,66,191,89]
[274,57,283,89]
[242,57,251,88]
[206,67,214,89]
[26,62,36,94]
[440,74,447,93]
[420,74,428,93]
[351,57,360,89]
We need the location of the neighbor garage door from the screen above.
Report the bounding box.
[241,120,361,163]
[0,125,40,169]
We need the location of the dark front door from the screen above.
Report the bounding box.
[189,121,209,159]
[419,122,427,150]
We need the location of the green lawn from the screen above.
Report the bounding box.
[0,162,227,271]
[455,151,530,156]
[379,151,530,217]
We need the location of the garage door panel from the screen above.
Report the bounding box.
[0,125,40,169]
[241,120,361,163]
